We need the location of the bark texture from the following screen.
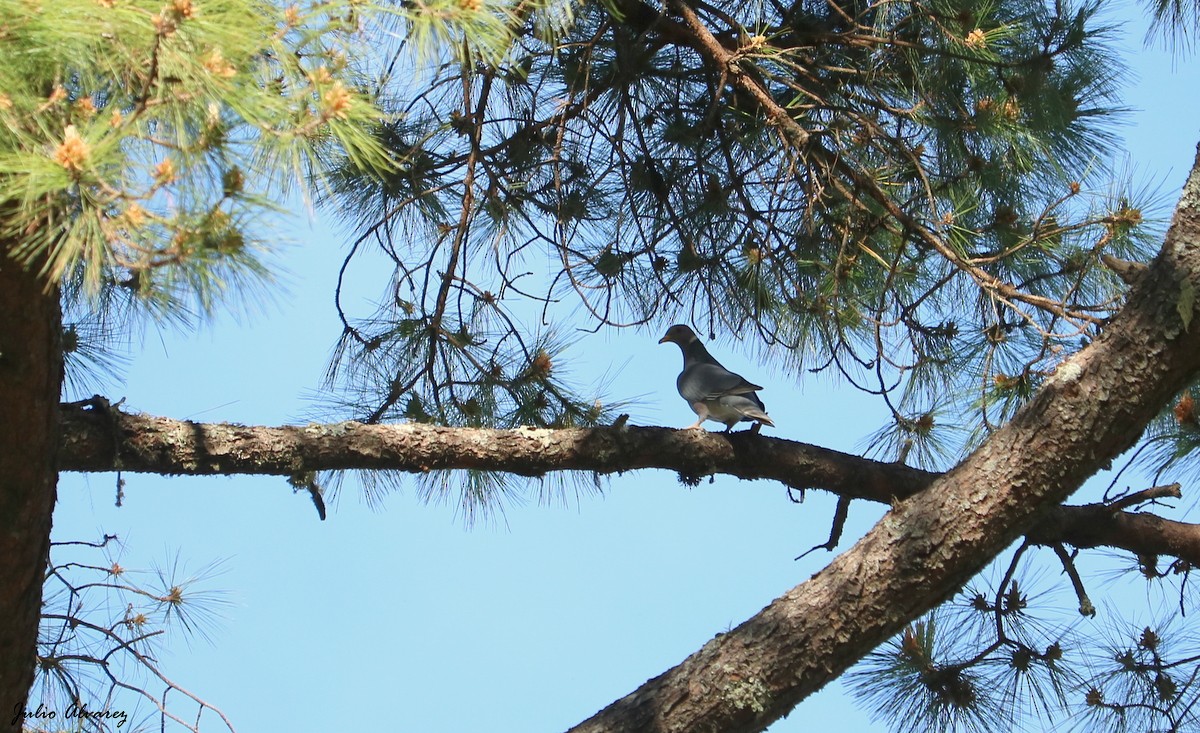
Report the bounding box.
[56,404,936,495]
[558,146,1200,733]
[56,404,1200,565]
[0,253,61,732]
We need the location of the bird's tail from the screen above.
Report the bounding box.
[744,406,774,427]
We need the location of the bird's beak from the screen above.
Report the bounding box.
[658,335,670,344]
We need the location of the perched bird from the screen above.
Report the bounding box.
[658,324,774,432]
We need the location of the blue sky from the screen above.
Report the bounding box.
[46,5,1200,732]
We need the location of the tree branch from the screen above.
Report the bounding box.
[56,400,1200,567]
[56,402,934,497]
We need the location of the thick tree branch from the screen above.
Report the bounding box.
[56,403,935,498]
[56,401,1200,566]
[1029,500,1200,564]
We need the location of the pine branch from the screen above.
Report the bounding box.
[56,401,1200,567]
[56,402,933,495]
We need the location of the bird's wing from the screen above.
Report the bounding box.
[715,394,774,426]
[678,363,763,402]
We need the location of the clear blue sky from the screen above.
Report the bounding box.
[48,6,1200,732]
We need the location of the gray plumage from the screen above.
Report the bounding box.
[658,324,774,432]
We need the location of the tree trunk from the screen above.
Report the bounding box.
[565,145,1200,733]
[0,250,61,733]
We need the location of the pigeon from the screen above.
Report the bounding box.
[658,324,774,432]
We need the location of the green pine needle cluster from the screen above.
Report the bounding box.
[850,569,1077,733]
[851,546,1200,732]
[0,0,393,316]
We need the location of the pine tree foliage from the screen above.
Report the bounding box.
[1142,0,1200,48]
[1082,615,1200,732]
[324,0,1159,469]
[849,545,1084,732]
[844,497,1200,733]
[0,0,395,304]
